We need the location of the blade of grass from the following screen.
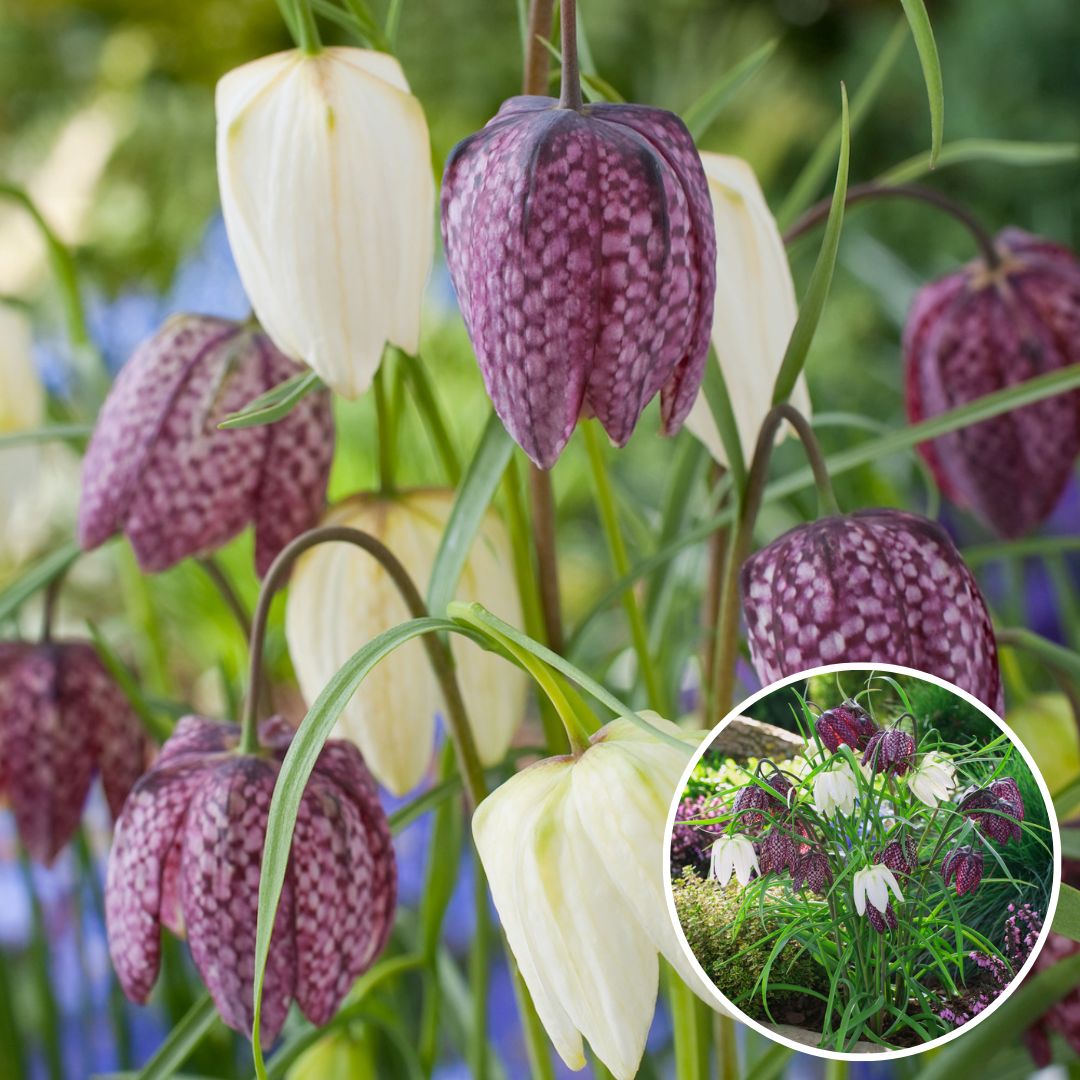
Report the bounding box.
[899,0,944,165]
[683,39,778,141]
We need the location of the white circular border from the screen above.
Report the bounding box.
[662,662,1062,1062]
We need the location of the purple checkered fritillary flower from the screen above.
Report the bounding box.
[905,229,1080,538]
[815,700,878,752]
[959,777,1025,844]
[792,848,833,894]
[941,845,984,896]
[0,641,147,864]
[732,767,792,830]
[440,94,716,468]
[741,509,1004,713]
[862,727,917,778]
[105,715,396,1045]
[79,314,334,576]
[880,835,917,876]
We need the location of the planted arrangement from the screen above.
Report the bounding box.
[675,677,1054,1052]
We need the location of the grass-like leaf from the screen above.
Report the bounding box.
[899,0,945,166]
[770,84,850,406]
[700,352,747,492]
[879,137,1080,185]
[683,39,778,141]
[1051,883,1080,941]
[135,992,219,1080]
[87,622,174,743]
[217,371,322,430]
[0,539,80,624]
[0,423,93,448]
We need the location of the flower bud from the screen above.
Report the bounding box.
[78,315,334,576]
[472,715,715,1079]
[105,715,395,1045]
[683,154,811,467]
[942,844,984,896]
[441,97,716,468]
[285,490,527,795]
[741,508,1003,713]
[815,700,877,752]
[217,49,434,397]
[0,641,147,863]
[862,727,917,777]
[905,229,1080,537]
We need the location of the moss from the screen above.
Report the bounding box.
[671,869,828,1022]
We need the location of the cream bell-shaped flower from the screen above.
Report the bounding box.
[710,833,759,887]
[285,490,526,795]
[812,758,858,819]
[473,714,714,1080]
[907,750,957,808]
[683,154,812,466]
[216,48,434,398]
[853,862,905,916]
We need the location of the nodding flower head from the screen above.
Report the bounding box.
[942,845,984,897]
[907,750,957,808]
[792,848,833,895]
[866,902,899,935]
[758,824,807,877]
[862,727,917,778]
[960,777,1025,845]
[711,832,760,888]
[853,862,904,934]
[732,768,792,830]
[880,836,918,877]
[815,700,878,752]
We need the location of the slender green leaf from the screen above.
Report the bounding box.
[879,137,1080,185]
[914,953,1080,1078]
[217,371,323,430]
[1054,774,1080,819]
[427,412,514,618]
[899,0,944,166]
[745,1041,794,1080]
[135,993,219,1080]
[771,84,849,405]
[87,623,174,743]
[0,540,80,624]
[700,354,746,492]
[1052,883,1080,940]
[683,39,778,141]
[401,352,461,485]
[0,423,93,448]
[964,535,1080,566]
[777,17,907,227]
[0,922,26,1078]
[998,627,1080,683]
[251,617,461,1070]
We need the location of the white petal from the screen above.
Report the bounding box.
[852,870,867,915]
[683,153,811,466]
[866,869,889,914]
[882,866,905,904]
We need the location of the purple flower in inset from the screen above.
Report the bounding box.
[862,728,917,778]
[759,827,801,876]
[732,770,792,830]
[105,715,395,1045]
[741,509,1004,714]
[960,777,1025,844]
[0,642,147,864]
[941,845,984,896]
[441,96,716,468]
[792,849,833,894]
[866,901,898,935]
[815,701,877,752]
[905,229,1080,538]
[78,314,334,576]
[881,836,917,876]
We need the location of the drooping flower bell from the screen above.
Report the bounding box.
[78,315,334,576]
[285,491,527,795]
[105,715,395,1045]
[815,700,877,752]
[792,848,833,894]
[0,641,147,863]
[942,844,984,896]
[217,49,434,397]
[959,777,1025,844]
[741,509,1004,713]
[907,749,957,807]
[472,714,716,1080]
[905,229,1080,538]
[759,824,804,876]
[880,836,917,876]
[732,767,791,830]
[862,727,917,777]
[711,833,759,887]
[440,31,716,469]
[811,758,858,819]
[683,154,811,468]
[853,862,904,935]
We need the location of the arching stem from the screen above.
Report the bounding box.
[40,569,68,644]
[784,181,1001,269]
[197,557,251,641]
[238,525,486,807]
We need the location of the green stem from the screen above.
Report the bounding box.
[401,350,461,486]
[710,404,838,722]
[374,364,396,494]
[292,0,322,53]
[666,964,706,1080]
[716,1013,738,1080]
[582,421,667,714]
[18,853,63,1080]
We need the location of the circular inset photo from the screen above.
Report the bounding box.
[664,664,1060,1058]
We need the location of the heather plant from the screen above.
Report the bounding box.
[677,675,1053,1051]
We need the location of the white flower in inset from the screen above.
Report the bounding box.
[216,47,434,398]
[812,758,858,818]
[473,715,718,1080]
[853,862,905,916]
[906,750,956,807]
[683,154,812,467]
[710,833,759,887]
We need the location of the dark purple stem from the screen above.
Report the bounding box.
[558,0,583,110]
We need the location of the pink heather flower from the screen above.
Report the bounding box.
[78,314,334,577]
[941,845,984,896]
[441,97,716,469]
[732,770,792,830]
[0,641,147,864]
[880,836,917,876]
[862,728,917,778]
[905,229,1080,538]
[815,701,877,752]
[741,509,1004,714]
[959,777,1025,845]
[105,715,395,1045]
